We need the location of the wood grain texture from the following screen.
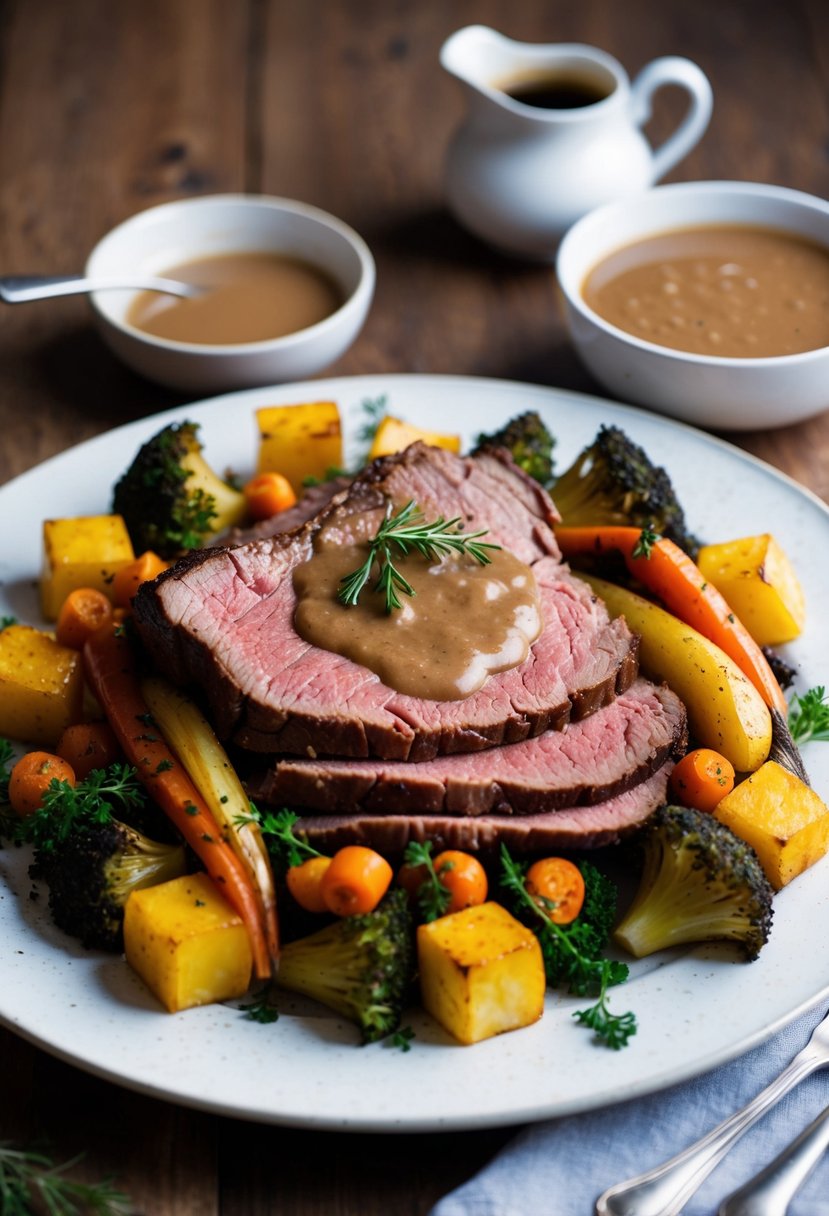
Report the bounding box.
[0,2,828,1213]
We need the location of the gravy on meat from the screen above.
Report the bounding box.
[293,509,542,701]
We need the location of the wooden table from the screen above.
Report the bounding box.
[1,1,827,1212]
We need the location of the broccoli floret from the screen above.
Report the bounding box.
[474,410,556,487]
[23,765,186,949]
[552,425,698,555]
[275,888,415,1043]
[112,421,245,557]
[614,805,774,962]
[33,816,186,950]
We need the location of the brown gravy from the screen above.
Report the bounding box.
[293,512,542,701]
[127,251,343,345]
[582,225,829,357]
[498,72,610,109]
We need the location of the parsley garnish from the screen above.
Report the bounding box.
[387,1025,415,1052]
[240,806,322,870]
[338,499,500,614]
[402,840,452,922]
[0,615,18,630]
[22,765,145,852]
[789,685,829,744]
[632,526,660,559]
[239,989,280,1024]
[500,845,636,1050]
[0,1141,133,1215]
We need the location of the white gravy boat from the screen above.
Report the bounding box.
[440,26,713,260]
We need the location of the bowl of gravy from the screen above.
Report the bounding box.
[85,194,375,393]
[556,181,829,430]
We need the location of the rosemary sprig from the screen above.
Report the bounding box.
[338,499,501,614]
[0,1141,133,1216]
[402,840,453,922]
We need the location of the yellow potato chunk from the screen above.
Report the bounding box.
[124,872,253,1012]
[369,415,461,460]
[256,401,343,494]
[0,624,84,745]
[697,534,805,646]
[417,902,545,1045]
[714,761,829,889]
[41,514,135,620]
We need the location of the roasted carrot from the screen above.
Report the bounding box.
[286,856,333,913]
[112,552,169,609]
[8,751,76,817]
[243,472,298,521]
[525,857,585,925]
[320,846,392,917]
[555,525,788,715]
[57,720,121,780]
[82,624,271,978]
[669,747,736,812]
[55,588,114,650]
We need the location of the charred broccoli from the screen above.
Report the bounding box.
[112,421,245,557]
[474,410,556,487]
[614,805,774,962]
[24,764,186,950]
[552,425,698,555]
[275,888,415,1043]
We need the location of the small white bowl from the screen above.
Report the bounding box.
[85,194,375,394]
[556,181,829,430]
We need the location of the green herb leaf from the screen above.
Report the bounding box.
[387,1025,415,1052]
[0,1140,133,1216]
[788,685,829,745]
[338,499,501,614]
[402,840,452,922]
[239,990,280,1024]
[240,805,323,870]
[20,765,145,852]
[632,526,661,559]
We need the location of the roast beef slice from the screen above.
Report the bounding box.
[288,763,674,855]
[134,443,638,761]
[247,680,686,817]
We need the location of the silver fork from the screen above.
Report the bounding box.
[719,1101,829,1215]
[595,1006,829,1216]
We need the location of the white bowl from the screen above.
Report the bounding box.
[556,181,829,430]
[85,194,375,394]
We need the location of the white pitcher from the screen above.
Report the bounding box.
[440,26,713,260]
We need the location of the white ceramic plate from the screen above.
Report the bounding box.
[1,374,828,1132]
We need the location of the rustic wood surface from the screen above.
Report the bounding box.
[0,1,827,1212]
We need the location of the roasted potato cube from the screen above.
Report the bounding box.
[0,624,84,745]
[124,872,253,1012]
[697,534,805,646]
[256,401,342,494]
[368,415,461,460]
[714,760,829,889]
[417,901,545,1044]
[41,514,135,620]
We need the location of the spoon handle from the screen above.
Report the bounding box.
[0,274,196,301]
[718,1102,829,1216]
[596,1052,820,1216]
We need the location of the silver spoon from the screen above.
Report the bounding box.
[595,1006,829,1216]
[719,1102,829,1216]
[0,273,200,303]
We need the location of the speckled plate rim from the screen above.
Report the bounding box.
[1,373,828,1132]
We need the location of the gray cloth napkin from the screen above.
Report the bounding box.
[430,1002,829,1216]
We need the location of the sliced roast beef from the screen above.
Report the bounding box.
[220,476,352,546]
[247,680,686,816]
[134,443,638,761]
[288,764,673,854]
